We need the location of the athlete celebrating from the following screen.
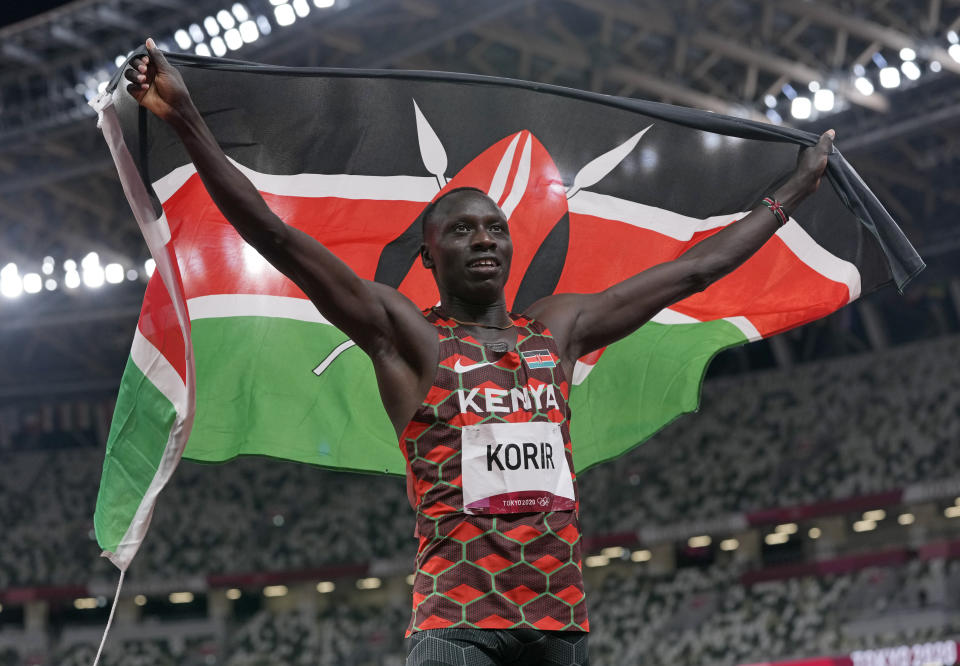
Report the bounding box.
[125,38,834,666]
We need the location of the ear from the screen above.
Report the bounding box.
[420,244,434,269]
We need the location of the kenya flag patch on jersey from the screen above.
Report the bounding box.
[521,350,557,369]
[90,51,922,572]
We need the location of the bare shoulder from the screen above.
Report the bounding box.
[523,292,589,360]
[364,280,437,358]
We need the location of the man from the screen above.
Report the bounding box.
[126,38,833,665]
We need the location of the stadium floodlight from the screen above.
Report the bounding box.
[764,532,789,545]
[126,269,139,281]
[115,54,127,67]
[97,81,108,94]
[853,63,865,77]
[174,29,192,50]
[195,43,212,57]
[879,67,901,88]
[0,264,22,299]
[105,263,125,284]
[356,577,382,589]
[134,595,147,606]
[144,258,156,277]
[687,535,711,548]
[630,549,652,562]
[897,513,915,525]
[82,251,99,268]
[232,3,249,21]
[949,30,959,44]
[808,527,821,539]
[945,505,960,518]
[813,89,834,112]
[239,20,259,43]
[189,23,205,43]
[790,97,812,120]
[204,16,220,36]
[930,60,943,72]
[274,4,296,26]
[226,588,241,599]
[808,81,820,92]
[862,509,886,521]
[83,265,105,289]
[852,519,876,532]
[601,546,625,559]
[719,538,739,551]
[872,52,887,68]
[22,273,42,294]
[41,257,54,274]
[263,585,288,597]
[210,36,227,57]
[217,9,236,29]
[316,581,335,593]
[763,94,777,108]
[765,109,783,124]
[256,15,272,35]
[65,270,81,289]
[270,0,288,4]
[406,574,415,585]
[584,555,609,567]
[901,61,921,81]
[774,522,798,534]
[899,47,916,61]
[781,83,797,100]
[314,0,335,7]
[854,76,875,96]
[169,592,194,604]
[45,279,57,291]
[292,0,310,17]
[949,44,960,63]
[74,598,98,610]
[224,28,243,50]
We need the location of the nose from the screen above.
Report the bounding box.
[470,227,496,250]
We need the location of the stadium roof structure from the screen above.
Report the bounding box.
[1,0,959,400]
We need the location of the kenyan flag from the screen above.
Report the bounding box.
[91,53,922,570]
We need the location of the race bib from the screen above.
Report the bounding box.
[461,422,575,515]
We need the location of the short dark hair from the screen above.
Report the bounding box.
[420,186,490,235]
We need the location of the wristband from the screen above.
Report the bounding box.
[761,197,789,226]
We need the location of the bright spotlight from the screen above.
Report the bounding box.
[292,0,310,17]
[45,279,58,291]
[23,273,42,294]
[0,264,22,299]
[813,88,834,112]
[314,0,335,6]
[81,252,100,269]
[256,15,272,35]
[879,66,901,88]
[270,0,288,4]
[949,30,959,44]
[144,258,156,277]
[853,63,865,77]
[854,76,875,96]
[224,28,243,50]
[930,60,943,73]
[765,109,783,124]
[899,47,916,61]
[188,23,205,42]
[217,9,236,29]
[174,29,192,50]
[114,54,127,67]
[210,36,227,57]
[949,44,960,62]
[232,3,249,21]
[763,94,777,108]
[790,97,812,120]
[41,259,54,274]
[126,269,139,281]
[105,263,125,284]
[195,43,212,57]
[239,20,259,43]
[203,16,220,36]
[808,81,820,92]
[65,270,81,289]
[83,265,105,288]
[901,61,921,81]
[274,4,296,25]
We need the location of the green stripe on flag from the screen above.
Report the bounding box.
[95,355,178,553]
[184,317,402,474]
[570,318,747,472]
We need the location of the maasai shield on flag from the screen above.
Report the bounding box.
[91,52,922,570]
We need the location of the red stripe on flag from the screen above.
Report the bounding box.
[138,243,189,383]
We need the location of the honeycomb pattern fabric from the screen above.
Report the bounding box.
[406,628,590,665]
[402,309,588,636]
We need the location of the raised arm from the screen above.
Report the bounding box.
[126,40,437,431]
[527,130,835,366]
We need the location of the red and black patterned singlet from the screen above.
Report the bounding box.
[401,309,588,635]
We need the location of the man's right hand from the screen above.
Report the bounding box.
[124,38,192,123]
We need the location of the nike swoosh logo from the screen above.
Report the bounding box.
[453,359,495,374]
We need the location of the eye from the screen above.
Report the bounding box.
[489,222,506,233]
[453,221,470,232]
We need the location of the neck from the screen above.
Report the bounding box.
[437,293,511,328]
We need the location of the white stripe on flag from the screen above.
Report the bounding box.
[187,294,332,325]
[152,160,438,205]
[130,328,186,414]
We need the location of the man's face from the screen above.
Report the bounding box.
[421,190,513,303]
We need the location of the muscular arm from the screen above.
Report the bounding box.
[528,130,835,368]
[126,40,436,432]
